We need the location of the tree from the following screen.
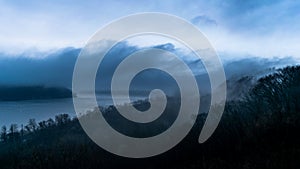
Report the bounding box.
[46,118,55,127]
[38,121,47,129]
[9,124,18,134]
[247,66,300,127]
[20,124,24,139]
[8,124,19,142]
[55,114,70,125]
[25,125,31,133]
[26,119,38,132]
[0,125,7,142]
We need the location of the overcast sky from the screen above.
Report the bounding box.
[0,0,299,58]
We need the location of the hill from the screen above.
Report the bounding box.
[0,86,72,101]
[0,65,299,168]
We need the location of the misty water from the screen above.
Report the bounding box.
[0,96,139,127]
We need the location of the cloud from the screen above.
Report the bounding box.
[191,15,217,27]
[189,0,300,58]
[0,40,298,89]
[205,0,300,34]
[0,0,300,58]
[0,47,79,87]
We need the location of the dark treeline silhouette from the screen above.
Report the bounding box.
[0,114,70,143]
[0,66,300,169]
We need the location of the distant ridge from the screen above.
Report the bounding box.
[0,86,72,101]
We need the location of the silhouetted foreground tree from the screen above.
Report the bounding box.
[0,126,7,142]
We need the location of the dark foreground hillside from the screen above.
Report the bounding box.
[0,66,300,169]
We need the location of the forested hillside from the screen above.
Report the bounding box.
[0,66,299,169]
